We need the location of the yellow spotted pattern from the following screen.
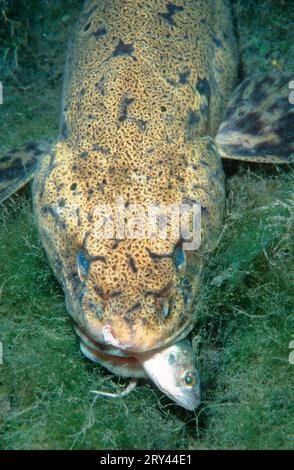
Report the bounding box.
[33,0,238,352]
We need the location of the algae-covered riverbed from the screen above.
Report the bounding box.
[0,0,293,450]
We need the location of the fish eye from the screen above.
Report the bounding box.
[183,370,196,387]
[161,299,170,317]
[174,247,186,273]
[181,277,191,288]
[77,249,90,281]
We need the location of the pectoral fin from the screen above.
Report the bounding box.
[0,138,53,204]
[216,73,294,164]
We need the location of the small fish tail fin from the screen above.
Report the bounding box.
[215,73,294,164]
[0,138,53,204]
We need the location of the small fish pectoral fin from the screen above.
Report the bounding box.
[0,138,53,204]
[215,73,294,164]
[91,379,137,399]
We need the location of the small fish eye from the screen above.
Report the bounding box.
[183,370,196,387]
[77,249,90,281]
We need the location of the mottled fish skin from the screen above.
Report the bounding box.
[0,139,53,203]
[216,73,294,163]
[33,0,238,353]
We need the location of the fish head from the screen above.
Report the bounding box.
[139,339,201,410]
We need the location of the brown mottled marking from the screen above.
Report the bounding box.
[128,255,138,274]
[0,139,52,202]
[216,73,294,163]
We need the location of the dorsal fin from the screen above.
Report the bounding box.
[0,138,53,204]
[216,73,294,164]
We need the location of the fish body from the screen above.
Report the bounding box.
[33,0,237,353]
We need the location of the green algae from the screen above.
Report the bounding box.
[0,0,294,450]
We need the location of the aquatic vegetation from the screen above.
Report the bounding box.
[0,0,293,450]
[236,0,294,74]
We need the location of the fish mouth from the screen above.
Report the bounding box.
[179,396,201,411]
[147,369,201,411]
[73,323,132,357]
[170,374,201,411]
[79,341,147,378]
[74,323,201,411]
[172,395,200,411]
